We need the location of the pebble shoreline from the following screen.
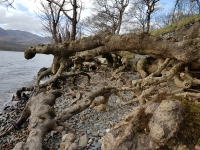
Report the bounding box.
[0,71,137,150]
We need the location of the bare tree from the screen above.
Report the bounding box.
[128,0,147,32]
[191,0,200,14]
[143,0,160,32]
[37,1,65,43]
[83,0,129,35]
[115,0,129,34]
[172,0,198,23]
[46,0,83,41]
[128,0,160,33]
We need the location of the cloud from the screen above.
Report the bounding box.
[0,12,42,34]
[0,4,43,35]
[0,0,93,35]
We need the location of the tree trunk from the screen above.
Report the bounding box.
[116,11,123,35]
[25,20,200,63]
[146,13,150,32]
[71,0,77,40]
[52,23,59,43]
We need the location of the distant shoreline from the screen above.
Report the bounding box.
[0,49,24,52]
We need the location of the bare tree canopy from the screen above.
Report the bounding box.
[45,0,83,40]
[0,0,14,7]
[83,0,129,35]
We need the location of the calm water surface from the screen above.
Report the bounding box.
[0,51,53,111]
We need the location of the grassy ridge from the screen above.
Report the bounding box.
[151,14,200,36]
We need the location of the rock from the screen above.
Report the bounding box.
[86,129,91,134]
[94,141,101,149]
[195,145,200,150]
[78,134,88,147]
[68,143,78,150]
[97,58,108,64]
[176,144,189,150]
[99,132,105,137]
[106,129,110,132]
[50,131,58,137]
[98,138,102,144]
[145,103,159,115]
[102,122,135,150]
[91,132,99,137]
[149,100,183,145]
[60,133,77,150]
[88,138,93,144]
[102,100,183,150]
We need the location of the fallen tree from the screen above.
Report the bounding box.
[1,18,200,150]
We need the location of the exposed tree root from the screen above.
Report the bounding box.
[136,58,149,78]
[58,86,118,122]
[24,21,200,91]
[36,67,52,85]
[122,60,184,105]
[176,92,200,98]
[37,57,68,88]
[111,58,128,80]
[124,85,157,105]
[1,90,63,150]
[1,86,123,149]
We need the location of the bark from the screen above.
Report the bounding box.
[7,90,63,150]
[71,0,77,40]
[25,20,200,63]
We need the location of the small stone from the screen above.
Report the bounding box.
[51,131,58,137]
[98,139,102,144]
[92,141,101,149]
[91,132,99,137]
[195,145,200,150]
[78,134,88,147]
[88,138,93,144]
[74,138,79,143]
[99,132,105,137]
[60,142,65,150]
[86,130,91,134]
[106,129,110,132]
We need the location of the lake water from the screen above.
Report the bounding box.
[0,51,53,111]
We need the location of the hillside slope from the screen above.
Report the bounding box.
[0,27,50,52]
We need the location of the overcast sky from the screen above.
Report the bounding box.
[0,0,173,36]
